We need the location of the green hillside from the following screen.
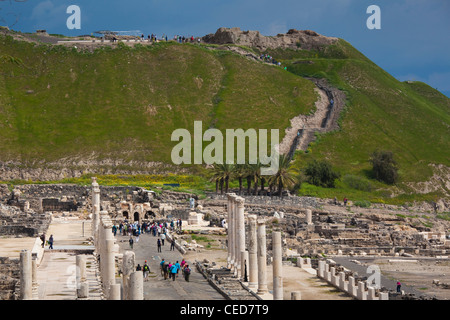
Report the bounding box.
[268,39,450,201]
[0,32,449,203]
[0,34,316,165]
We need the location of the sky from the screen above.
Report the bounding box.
[1,0,449,97]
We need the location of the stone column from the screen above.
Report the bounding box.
[92,177,100,209]
[318,260,326,278]
[236,197,245,278]
[128,271,144,300]
[122,251,135,300]
[272,231,283,300]
[77,282,89,299]
[357,281,367,300]
[247,214,258,289]
[348,276,357,297]
[103,238,116,295]
[241,250,249,282]
[256,219,268,295]
[226,193,235,269]
[20,250,32,300]
[367,287,378,300]
[76,255,87,283]
[230,194,237,272]
[109,283,121,300]
[31,258,37,287]
[306,209,312,225]
[338,272,347,291]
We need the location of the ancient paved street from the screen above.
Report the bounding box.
[115,230,226,300]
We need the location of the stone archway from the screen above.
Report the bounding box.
[123,211,129,219]
[134,212,140,222]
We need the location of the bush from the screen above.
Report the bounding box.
[304,160,340,188]
[369,150,399,184]
[343,174,373,192]
[354,200,371,208]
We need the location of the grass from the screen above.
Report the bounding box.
[0,33,449,205]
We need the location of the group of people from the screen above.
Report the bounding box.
[39,233,54,249]
[136,260,151,282]
[139,33,201,44]
[259,53,285,69]
[159,258,191,282]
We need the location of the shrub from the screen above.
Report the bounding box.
[304,160,340,188]
[369,150,399,184]
[354,200,371,208]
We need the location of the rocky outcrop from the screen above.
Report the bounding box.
[202,27,338,51]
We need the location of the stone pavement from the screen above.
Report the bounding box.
[115,230,226,300]
[32,217,99,300]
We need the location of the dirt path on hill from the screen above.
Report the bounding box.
[280,78,346,155]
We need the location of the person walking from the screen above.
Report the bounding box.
[143,261,150,281]
[157,238,162,252]
[396,281,402,293]
[184,265,191,282]
[40,233,46,248]
[170,263,177,281]
[175,261,181,278]
[161,233,166,246]
[170,239,175,251]
[48,234,54,249]
[160,259,166,277]
[129,236,134,249]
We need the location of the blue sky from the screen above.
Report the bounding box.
[1,0,449,97]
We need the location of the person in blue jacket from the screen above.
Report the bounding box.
[170,263,178,281]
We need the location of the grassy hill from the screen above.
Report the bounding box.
[0,31,449,204]
[266,40,450,202]
[0,34,316,166]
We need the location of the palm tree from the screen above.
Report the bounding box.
[209,163,234,194]
[246,162,262,195]
[268,154,297,198]
[233,164,247,195]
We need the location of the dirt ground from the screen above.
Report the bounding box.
[369,257,450,300]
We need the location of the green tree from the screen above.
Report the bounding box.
[304,159,340,188]
[369,150,399,184]
[268,154,297,198]
[210,163,235,194]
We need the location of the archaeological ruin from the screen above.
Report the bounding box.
[0,177,449,300]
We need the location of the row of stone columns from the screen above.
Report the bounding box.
[226,193,284,300]
[318,260,388,300]
[91,177,143,300]
[226,194,246,278]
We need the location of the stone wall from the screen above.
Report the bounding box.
[0,257,19,300]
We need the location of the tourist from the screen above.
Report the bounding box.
[40,233,46,248]
[136,264,142,271]
[129,236,134,249]
[161,232,166,246]
[143,261,150,281]
[175,261,181,278]
[112,224,117,236]
[48,234,54,249]
[170,263,178,281]
[343,197,348,206]
[396,281,402,293]
[170,239,175,251]
[160,259,165,276]
[157,238,162,252]
[184,265,191,282]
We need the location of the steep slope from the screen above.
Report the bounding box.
[268,39,450,199]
